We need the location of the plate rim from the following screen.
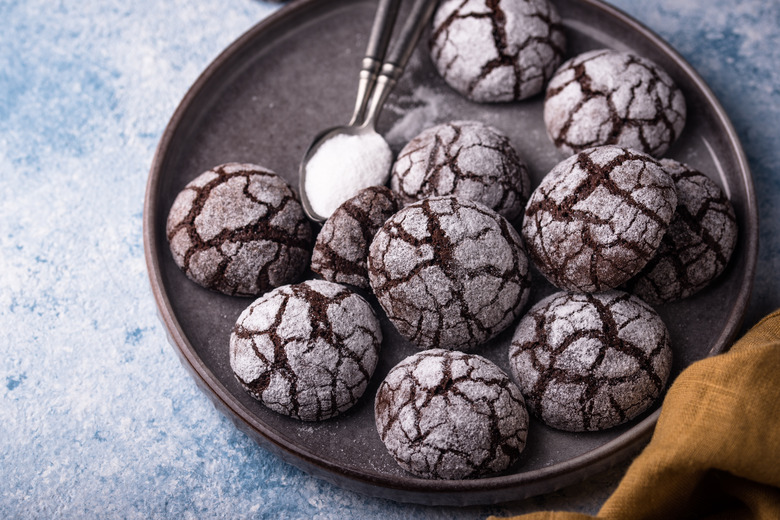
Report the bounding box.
[142,0,759,505]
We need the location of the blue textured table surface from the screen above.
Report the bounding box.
[2,0,778,518]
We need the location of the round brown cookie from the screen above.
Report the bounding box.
[375,349,529,479]
[544,49,686,157]
[430,0,566,103]
[521,145,677,293]
[368,196,532,351]
[310,186,401,289]
[508,290,672,432]
[229,280,382,421]
[390,120,531,221]
[623,159,738,304]
[166,163,313,296]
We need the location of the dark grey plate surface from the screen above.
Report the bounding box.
[143,0,758,505]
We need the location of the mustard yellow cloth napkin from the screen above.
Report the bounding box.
[493,308,780,520]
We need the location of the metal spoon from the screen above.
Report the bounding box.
[298,0,438,222]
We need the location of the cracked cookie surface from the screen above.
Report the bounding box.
[430,0,566,102]
[623,159,738,304]
[229,280,382,421]
[508,290,672,432]
[166,163,313,296]
[375,349,528,479]
[390,120,530,221]
[544,49,686,157]
[368,196,532,351]
[521,145,677,293]
[311,186,401,289]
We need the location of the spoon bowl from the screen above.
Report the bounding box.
[299,124,393,222]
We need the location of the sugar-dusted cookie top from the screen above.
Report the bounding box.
[311,186,400,289]
[544,49,686,157]
[230,280,382,421]
[368,196,532,351]
[508,290,672,432]
[430,0,566,102]
[624,159,738,304]
[166,163,312,296]
[390,120,531,221]
[521,145,677,293]
[375,349,528,479]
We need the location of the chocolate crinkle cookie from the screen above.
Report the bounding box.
[508,290,672,432]
[368,196,532,351]
[310,186,401,289]
[229,280,382,421]
[521,145,677,293]
[166,163,313,296]
[430,0,566,102]
[375,349,529,479]
[390,120,531,221]
[544,49,686,157]
[623,159,738,304]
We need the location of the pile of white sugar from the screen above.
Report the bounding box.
[305,132,393,218]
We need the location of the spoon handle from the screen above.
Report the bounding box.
[361,0,438,128]
[349,0,402,126]
[386,0,437,72]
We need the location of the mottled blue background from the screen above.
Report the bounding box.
[1,0,778,518]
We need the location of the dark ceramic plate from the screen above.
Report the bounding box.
[143,0,758,506]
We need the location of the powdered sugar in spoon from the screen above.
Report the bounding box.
[299,0,438,223]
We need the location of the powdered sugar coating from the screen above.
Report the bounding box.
[623,159,738,304]
[229,280,382,421]
[310,186,401,289]
[430,0,566,102]
[390,120,531,221]
[375,349,528,479]
[522,146,677,293]
[166,163,313,296]
[508,290,672,432]
[544,49,686,157]
[368,196,532,351]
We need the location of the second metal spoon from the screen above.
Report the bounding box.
[299,0,438,222]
